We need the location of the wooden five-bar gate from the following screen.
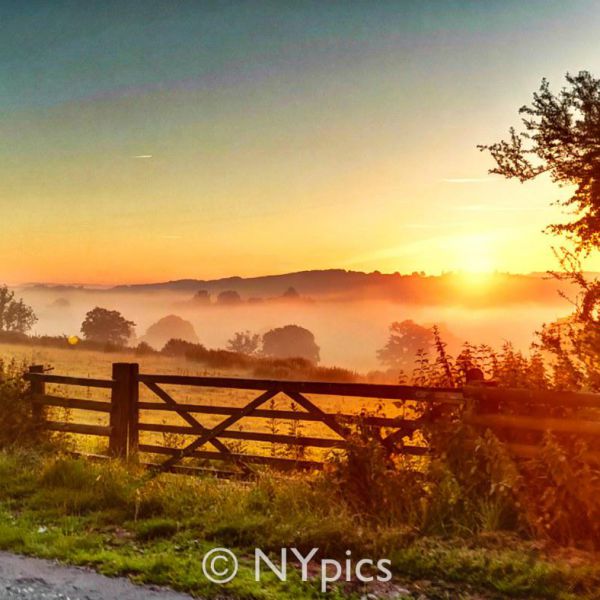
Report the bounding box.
[24,363,600,476]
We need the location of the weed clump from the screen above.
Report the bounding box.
[0,359,50,449]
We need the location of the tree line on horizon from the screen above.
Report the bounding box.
[191,286,303,306]
[0,289,595,392]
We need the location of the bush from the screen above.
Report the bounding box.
[516,435,600,547]
[135,341,157,356]
[160,338,357,382]
[0,359,48,449]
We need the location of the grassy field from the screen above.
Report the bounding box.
[1,450,599,600]
[0,341,417,465]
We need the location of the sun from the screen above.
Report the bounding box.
[450,235,497,291]
[454,235,496,274]
[460,270,494,292]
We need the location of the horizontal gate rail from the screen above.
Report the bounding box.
[45,421,112,437]
[138,373,463,402]
[467,413,600,436]
[464,385,600,408]
[139,422,348,448]
[140,443,331,471]
[137,401,416,428]
[25,372,115,389]
[32,395,112,413]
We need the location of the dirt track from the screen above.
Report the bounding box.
[0,552,194,600]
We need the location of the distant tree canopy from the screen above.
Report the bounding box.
[48,297,70,309]
[192,289,211,304]
[80,307,135,346]
[227,330,260,355]
[282,286,300,299]
[0,285,37,333]
[142,315,198,350]
[217,290,242,305]
[377,320,432,370]
[161,338,201,356]
[262,325,320,363]
[479,71,600,254]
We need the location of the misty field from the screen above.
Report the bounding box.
[18,284,570,371]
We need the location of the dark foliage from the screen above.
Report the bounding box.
[376,319,433,370]
[161,338,354,382]
[479,71,600,253]
[226,330,260,355]
[80,307,135,346]
[0,286,37,334]
[479,72,599,392]
[0,359,49,448]
[262,324,320,363]
[216,290,242,305]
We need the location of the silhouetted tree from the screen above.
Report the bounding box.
[80,307,135,346]
[480,71,599,391]
[48,297,70,308]
[141,315,198,349]
[376,320,432,370]
[0,286,37,333]
[282,286,300,299]
[227,330,260,355]
[161,338,200,356]
[192,289,211,304]
[479,71,600,253]
[262,325,320,363]
[217,290,242,305]
[135,341,156,356]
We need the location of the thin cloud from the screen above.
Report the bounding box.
[133,154,153,159]
[402,223,449,229]
[441,177,496,184]
[455,204,539,212]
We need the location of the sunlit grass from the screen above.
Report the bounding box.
[0,450,599,599]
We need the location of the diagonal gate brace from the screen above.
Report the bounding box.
[285,391,350,439]
[143,381,252,475]
[156,389,279,472]
[287,390,419,455]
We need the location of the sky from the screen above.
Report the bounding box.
[1,0,600,285]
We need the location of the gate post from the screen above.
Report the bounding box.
[28,365,45,428]
[109,363,138,458]
[128,363,140,457]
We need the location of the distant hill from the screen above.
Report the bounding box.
[110,269,575,307]
[112,269,374,297]
[22,269,583,307]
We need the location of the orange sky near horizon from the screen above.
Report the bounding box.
[1,2,599,286]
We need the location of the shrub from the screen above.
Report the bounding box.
[160,338,356,382]
[0,359,48,449]
[516,435,600,547]
[135,341,156,356]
